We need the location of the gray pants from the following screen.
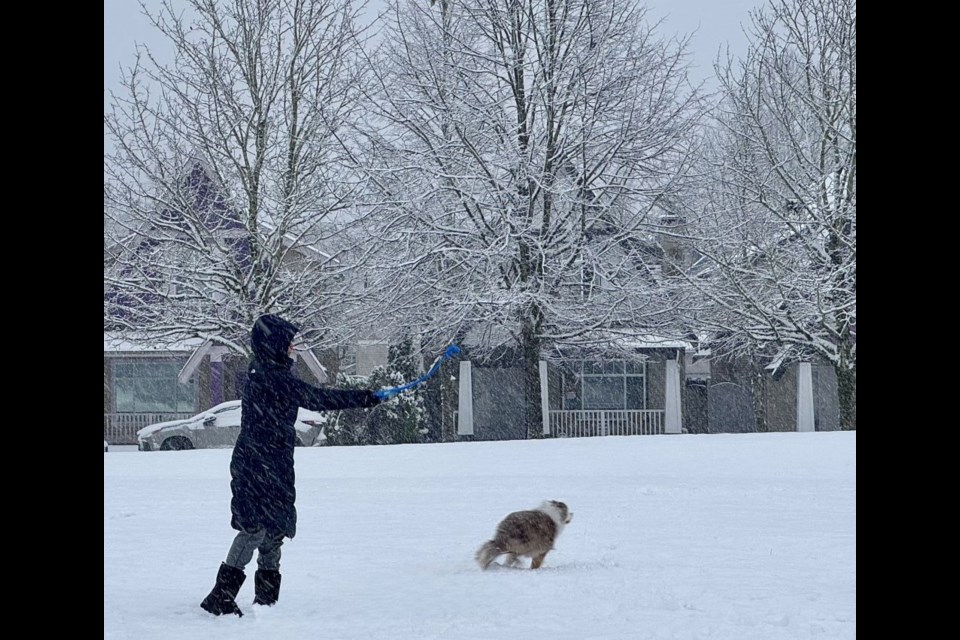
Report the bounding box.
[225,529,284,572]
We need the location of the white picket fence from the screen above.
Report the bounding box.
[549,410,665,437]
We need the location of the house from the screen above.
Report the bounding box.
[417,213,841,440]
[103,334,203,444]
[104,158,388,444]
[103,332,336,444]
[422,334,840,443]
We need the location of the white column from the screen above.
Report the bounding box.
[539,361,550,435]
[797,362,815,432]
[665,359,682,434]
[457,360,474,435]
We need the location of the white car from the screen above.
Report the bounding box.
[137,400,328,451]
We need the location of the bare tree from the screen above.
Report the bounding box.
[104,0,375,356]
[683,0,856,427]
[355,0,703,437]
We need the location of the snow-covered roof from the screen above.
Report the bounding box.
[259,218,336,263]
[764,348,789,375]
[104,332,205,353]
[570,331,694,352]
[613,334,694,350]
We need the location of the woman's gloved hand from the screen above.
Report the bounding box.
[374,387,402,402]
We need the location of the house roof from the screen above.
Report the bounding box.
[171,339,328,384]
[612,334,694,351]
[105,332,328,384]
[258,218,337,264]
[104,332,204,353]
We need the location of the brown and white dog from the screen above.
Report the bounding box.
[475,500,573,570]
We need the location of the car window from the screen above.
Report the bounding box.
[212,404,240,415]
[213,407,241,427]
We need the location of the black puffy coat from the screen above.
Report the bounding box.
[230,314,380,539]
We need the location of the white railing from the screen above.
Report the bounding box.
[549,410,665,437]
[104,412,194,444]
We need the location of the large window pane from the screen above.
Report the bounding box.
[114,360,196,413]
[114,377,135,412]
[562,359,648,411]
[136,377,175,412]
[176,380,197,412]
[584,361,604,375]
[583,376,624,410]
[626,360,646,375]
[626,377,646,410]
[604,361,624,374]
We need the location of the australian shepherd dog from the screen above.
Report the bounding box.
[475,500,573,570]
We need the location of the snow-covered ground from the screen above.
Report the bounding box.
[104,432,856,639]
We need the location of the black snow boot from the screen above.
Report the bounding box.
[200,562,246,617]
[253,569,282,606]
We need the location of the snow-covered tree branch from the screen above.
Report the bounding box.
[104,0,376,355]
[353,0,703,436]
[682,0,856,426]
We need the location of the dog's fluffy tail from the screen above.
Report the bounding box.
[475,540,502,570]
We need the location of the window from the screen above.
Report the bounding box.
[114,360,197,413]
[562,360,647,410]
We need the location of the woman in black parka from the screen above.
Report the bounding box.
[201,314,382,617]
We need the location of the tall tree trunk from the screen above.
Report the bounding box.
[521,311,543,439]
[836,346,856,430]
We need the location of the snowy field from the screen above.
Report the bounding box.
[104,432,856,640]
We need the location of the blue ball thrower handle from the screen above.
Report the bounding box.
[374,345,461,401]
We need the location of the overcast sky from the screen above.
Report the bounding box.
[105,0,761,127]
